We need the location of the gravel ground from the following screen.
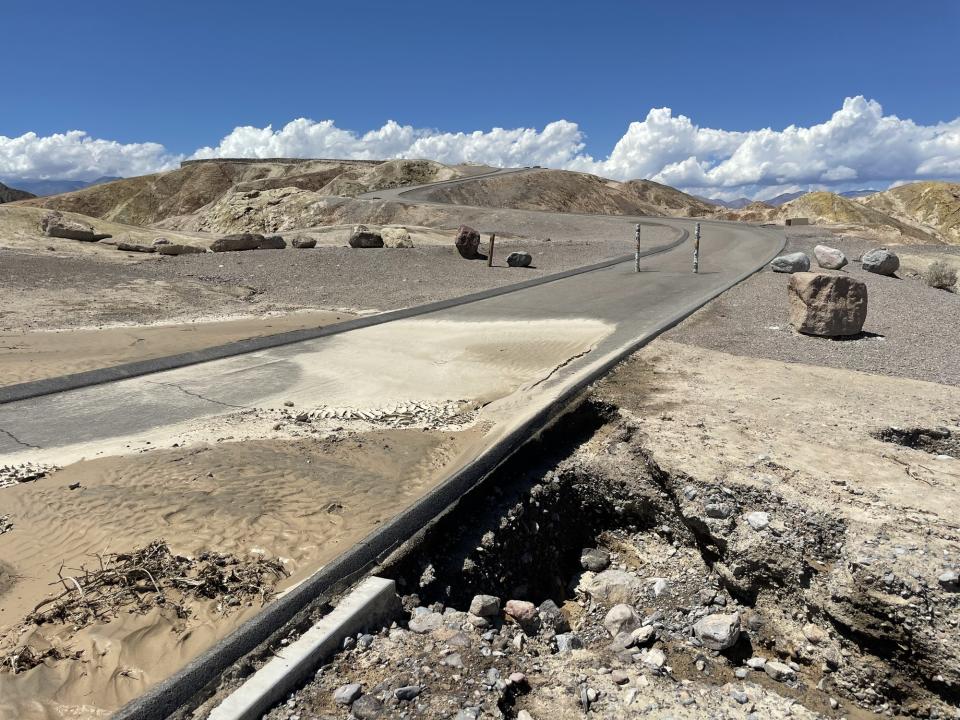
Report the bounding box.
[143,232,672,314]
[665,228,960,385]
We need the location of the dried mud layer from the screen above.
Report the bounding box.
[240,340,959,720]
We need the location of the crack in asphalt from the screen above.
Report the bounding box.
[145,381,247,409]
[0,426,40,449]
[526,346,596,391]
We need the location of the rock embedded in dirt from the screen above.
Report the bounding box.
[468,594,500,617]
[603,603,641,637]
[580,547,611,571]
[788,272,868,337]
[555,632,584,652]
[258,234,287,249]
[770,251,811,273]
[394,685,421,701]
[581,568,644,605]
[348,227,385,248]
[814,244,848,270]
[349,694,383,719]
[157,243,206,255]
[504,599,537,625]
[861,247,900,275]
[152,237,171,246]
[507,251,533,268]
[537,599,567,632]
[291,236,316,249]
[693,612,741,650]
[211,233,265,252]
[455,224,481,259]
[802,623,827,644]
[116,241,156,253]
[764,660,797,681]
[938,570,959,590]
[40,212,110,242]
[407,607,443,633]
[642,647,667,669]
[333,683,362,705]
[746,510,770,530]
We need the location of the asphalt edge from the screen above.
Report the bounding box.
[111,226,784,720]
[1,226,686,406]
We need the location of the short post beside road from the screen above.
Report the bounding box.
[693,222,701,274]
[634,224,641,272]
[487,233,496,267]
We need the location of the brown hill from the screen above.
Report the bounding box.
[13,159,464,228]
[776,192,940,243]
[857,182,960,245]
[0,181,34,203]
[419,169,716,217]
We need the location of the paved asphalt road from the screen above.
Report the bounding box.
[0,170,783,458]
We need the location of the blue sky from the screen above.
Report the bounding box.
[3,1,959,198]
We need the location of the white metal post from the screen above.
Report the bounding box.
[634,224,641,272]
[693,222,701,274]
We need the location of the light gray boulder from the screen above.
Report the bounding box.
[693,613,741,650]
[861,247,900,276]
[814,244,848,270]
[603,604,641,637]
[770,252,811,273]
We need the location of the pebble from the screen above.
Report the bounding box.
[468,594,501,617]
[611,669,630,685]
[746,511,770,530]
[764,660,797,681]
[333,683,362,705]
[581,547,611,571]
[732,690,749,704]
[746,656,767,670]
[641,648,666,669]
[394,685,421,701]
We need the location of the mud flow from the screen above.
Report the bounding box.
[255,401,958,720]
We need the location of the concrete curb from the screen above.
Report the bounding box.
[207,577,399,720]
[111,227,783,720]
[1,226,686,406]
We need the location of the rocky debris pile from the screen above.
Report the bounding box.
[507,251,533,268]
[0,463,57,490]
[271,400,479,431]
[861,247,900,276]
[349,225,385,248]
[813,244,848,270]
[788,272,868,337]
[769,251,810,273]
[39,211,110,242]
[456,224,482,259]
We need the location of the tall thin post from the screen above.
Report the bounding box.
[634,224,641,272]
[693,222,701,274]
[487,233,496,267]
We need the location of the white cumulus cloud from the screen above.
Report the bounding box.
[0,130,181,182]
[3,97,960,201]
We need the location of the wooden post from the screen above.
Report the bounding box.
[487,233,496,267]
[693,222,701,274]
[634,224,641,272]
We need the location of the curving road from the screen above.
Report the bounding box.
[0,169,783,462]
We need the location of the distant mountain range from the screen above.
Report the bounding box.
[698,188,881,208]
[0,176,123,197]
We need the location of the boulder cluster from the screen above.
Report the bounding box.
[767,244,904,338]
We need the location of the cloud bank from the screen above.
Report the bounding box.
[3,97,959,200]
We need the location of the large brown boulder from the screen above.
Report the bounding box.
[455,225,481,258]
[40,211,110,242]
[157,243,206,255]
[211,233,265,252]
[788,272,867,337]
